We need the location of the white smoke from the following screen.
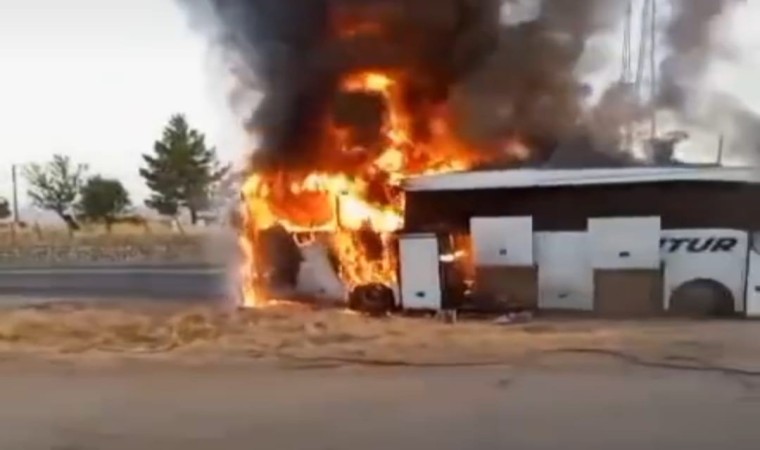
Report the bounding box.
[499,0,541,25]
[581,0,759,165]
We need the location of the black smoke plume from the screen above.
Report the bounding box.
[181,0,628,169]
[452,0,624,158]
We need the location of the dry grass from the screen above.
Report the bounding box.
[0,225,233,266]
[0,301,752,368]
[0,222,204,246]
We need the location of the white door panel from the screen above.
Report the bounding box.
[536,232,593,311]
[471,217,534,266]
[399,235,442,310]
[589,217,661,269]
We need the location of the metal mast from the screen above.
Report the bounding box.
[634,0,658,141]
[619,0,635,152]
[621,1,634,85]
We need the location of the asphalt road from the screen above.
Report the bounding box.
[0,265,231,301]
[2,358,760,450]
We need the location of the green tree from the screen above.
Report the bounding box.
[23,154,87,230]
[77,176,131,232]
[140,114,229,224]
[0,197,10,220]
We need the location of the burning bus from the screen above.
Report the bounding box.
[401,166,760,318]
[233,0,507,309]
[191,0,760,318]
[239,158,760,319]
[229,0,593,310]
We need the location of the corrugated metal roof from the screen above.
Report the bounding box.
[404,166,760,192]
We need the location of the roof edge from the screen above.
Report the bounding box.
[405,167,760,192]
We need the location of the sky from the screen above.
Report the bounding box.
[0,0,245,207]
[1,0,760,210]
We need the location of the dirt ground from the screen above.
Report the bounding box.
[0,300,759,371]
[3,360,760,450]
[2,301,760,449]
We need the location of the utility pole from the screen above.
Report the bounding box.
[11,164,19,224]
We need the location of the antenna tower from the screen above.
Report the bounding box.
[635,0,658,140]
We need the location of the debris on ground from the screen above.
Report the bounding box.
[493,311,534,326]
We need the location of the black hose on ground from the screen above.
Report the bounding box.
[274,348,760,377]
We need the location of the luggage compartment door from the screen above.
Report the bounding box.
[399,234,442,310]
[471,217,534,267]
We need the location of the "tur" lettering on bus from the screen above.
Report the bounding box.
[660,237,739,254]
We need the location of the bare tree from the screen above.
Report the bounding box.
[24,154,88,232]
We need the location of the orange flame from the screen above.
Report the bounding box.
[239,71,482,307]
